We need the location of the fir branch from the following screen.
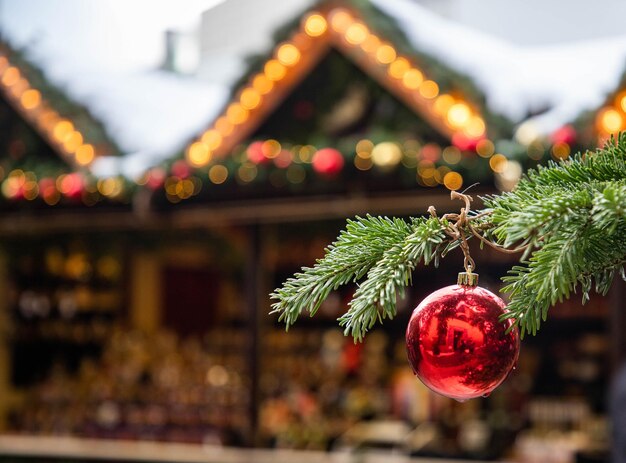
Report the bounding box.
[338,217,446,341]
[271,134,626,341]
[270,215,418,327]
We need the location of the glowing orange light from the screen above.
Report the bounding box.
[447,102,471,128]
[201,129,223,150]
[433,94,455,116]
[252,74,273,95]
[240,87,261,110]
[388,58,410,79]
[360,34,380,53]
[186,141,212,167]
[9,78,29,98]
[276,43,301,67]
[476,139,495,158]
[489,154,508,173]
[375,44,396,64]
[53,120,74,142]
[63,131,83,153]
[261,139,281,158]
[0,56,8,73]
[442,146,462,164]
[551,142,571,160]
[598,108,623,133]
[419,80,439,99]
[226,103,249,125]
[1,67,20,87]
[443,171,463,190]
[329,9,353,33]
[75,144,95,165]
[209,165,228,184]
[345,23,369,45]
[20,89,41,109]
[215,117,233,136]
[264,59,286,81]
[464,115,486,138]
[402,68,423,89]
[304,13,327,37]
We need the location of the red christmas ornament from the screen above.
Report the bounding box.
[312,148,344,176]
[406,272,519,401]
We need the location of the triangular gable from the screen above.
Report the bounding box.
[0,42,120,169]
[183,4,490,168]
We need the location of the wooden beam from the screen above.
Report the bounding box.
[0,190,485,235]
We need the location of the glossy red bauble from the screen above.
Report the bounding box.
[406,284,519,401]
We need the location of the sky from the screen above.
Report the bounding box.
[0,0,224,73]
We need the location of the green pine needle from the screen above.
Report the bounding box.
[270,133,626,341]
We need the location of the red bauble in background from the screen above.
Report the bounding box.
[312,148,344,176]
[406,275,519,401]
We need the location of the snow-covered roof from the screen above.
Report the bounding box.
[2,0,626,179]
[373,0,626,138]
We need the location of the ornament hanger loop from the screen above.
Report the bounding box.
[428,190,531,275]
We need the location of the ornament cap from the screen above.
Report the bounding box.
[458,271,479,286]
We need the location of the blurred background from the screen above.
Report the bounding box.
[0,0,624,462]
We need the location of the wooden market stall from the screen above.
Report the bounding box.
[0,1,622,461]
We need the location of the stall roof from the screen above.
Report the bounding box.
[2,0,626,179]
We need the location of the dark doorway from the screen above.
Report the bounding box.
[162,266,218,336]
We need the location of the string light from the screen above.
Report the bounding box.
[264,59,287,81]
[1,67,20,87]
[214,116,234,136]
[419,80,439,99]
[375,44,396,64]
[433,94,455,116]
[239,87,261,110]
[186,142,212,167]
[345,22,369,45]
[276,43,301,67]
[402,69,423,90]
[443,171,463,190]
[360,34,380,53]
[53,120,74,143]
[464,115,486,137]
[388,58,410,79]
[551,142,570,160]
[20,89,41,109]
[75,144,95,165]
[489,154,508,173]
[226,103,249,125]
[303,13,327,37]
[252,74,274,95]
[329,9,353,34]
[201,130,223,150]
[475,139,495,158]
[208,165,228,184]
[446,103,471,128]
[598,108,623,133]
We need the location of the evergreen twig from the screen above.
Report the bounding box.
[270,134,626,340]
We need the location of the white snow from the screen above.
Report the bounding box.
[372,0,626,135]
[3,0,626,178]
[64,70,228,178]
